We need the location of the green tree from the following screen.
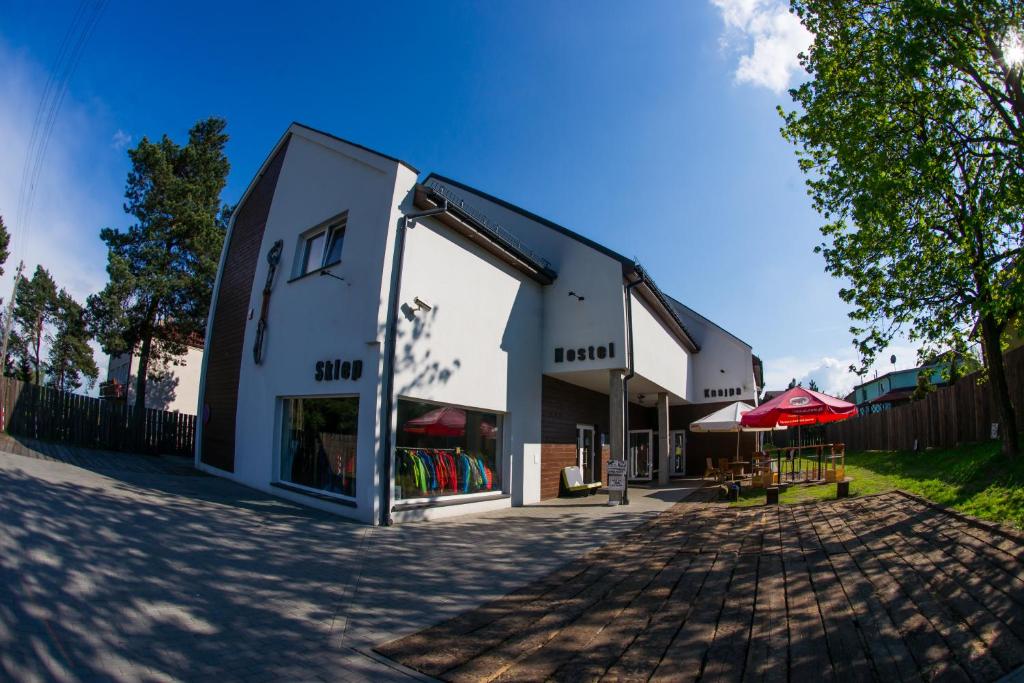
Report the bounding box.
[808,379,820,392]
[782,0,1024,455]
[46,290,98,392]
[787,378,803,389]
[88,118,229,431]
[12,266,57,385]
[911,370,936,401]
[0,215,11,280]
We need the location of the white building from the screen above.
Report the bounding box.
[103,342,204,414]
[196,123,762,524]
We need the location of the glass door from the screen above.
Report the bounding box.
[628,430,652,481]
[670,430,687,476]
[577,425,596,483]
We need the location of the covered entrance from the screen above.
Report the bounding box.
[670,429,686,476]
[628,429,652,481]
[576,424,598,484]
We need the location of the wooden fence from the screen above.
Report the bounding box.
[822,345,1024,452]
[0,377,196,457]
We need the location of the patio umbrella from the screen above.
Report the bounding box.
[402,406,497,438]
[689,401,783,460]
[740,387,856,429]
[740,386,856,449]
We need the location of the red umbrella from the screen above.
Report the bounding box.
[740,387,856,429]
[403,406,497,438]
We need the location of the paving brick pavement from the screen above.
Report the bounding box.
[377,489,1024,683]
[0,442,699,682]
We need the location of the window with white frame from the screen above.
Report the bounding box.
[295,212,348,277]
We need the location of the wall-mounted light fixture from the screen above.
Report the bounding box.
[413,297,432,312]
[568,291,585,302]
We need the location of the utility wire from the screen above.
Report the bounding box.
[15,0,108,263]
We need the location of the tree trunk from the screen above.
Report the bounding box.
[131,299,160,452]
[980,314,1019,456]
[133,332,153,451]
[32,315,42,385]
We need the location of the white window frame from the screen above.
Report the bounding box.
[293,212,348,278]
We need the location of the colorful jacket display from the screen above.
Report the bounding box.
[396,449,494,497]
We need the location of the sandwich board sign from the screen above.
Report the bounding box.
[607,459,627,492]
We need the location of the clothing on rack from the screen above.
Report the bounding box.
[395,447,495,498]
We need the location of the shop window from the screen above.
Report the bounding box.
[395,398,502,501]
[279,396,358,498]
[294,213,348,276]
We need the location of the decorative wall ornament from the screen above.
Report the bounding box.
[253,239,284,365]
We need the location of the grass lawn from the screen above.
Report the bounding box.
[730,441,1024,528]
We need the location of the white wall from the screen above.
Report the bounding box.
[227,128,405,523]
[425,179,628,377]
[630,292,689,400]
[106,345,204,414]
[394,215,544,507]
[672,303,756,403]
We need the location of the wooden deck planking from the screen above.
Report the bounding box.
[376,490,1024,683]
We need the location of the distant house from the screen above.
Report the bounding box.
[100,338,203,414]
[849,363,947,414]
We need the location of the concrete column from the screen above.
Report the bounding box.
[609,369,626,462]
[658,392,671,484]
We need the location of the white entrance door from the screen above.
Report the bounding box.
[670,430,687,476]
[628,429,653,481]
[576,425,596,483]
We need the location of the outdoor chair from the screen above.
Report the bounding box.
[752,453,777,488]
[560,466,602,497]
[705,457,723,482]
[718,457,735,482]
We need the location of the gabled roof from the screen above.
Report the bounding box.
[867,388,915,405]
[665,294,752,349]
[413,184,557,285]
[291,122,420,173]
[423,173,700,352]
[850,363,943,393]
[424,173,634,268]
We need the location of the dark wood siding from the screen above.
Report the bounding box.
[540,375,613,499]
[670,402,758,476]
[200,139,290,472]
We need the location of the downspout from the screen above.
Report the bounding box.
[378,200,448,527]
[621,273,643,506]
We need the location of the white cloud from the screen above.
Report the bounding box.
[111,129,132,150]
[710,0,812,93]
[763,342,923,398]
[0,40,128,389]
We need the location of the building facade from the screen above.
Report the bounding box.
[195,123,760,524]
[846,364,947,415]
[102,342,204,414]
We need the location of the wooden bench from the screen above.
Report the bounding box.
[561,466,602,496]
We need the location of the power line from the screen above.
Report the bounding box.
[13,0,108,265]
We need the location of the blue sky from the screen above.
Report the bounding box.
[0,0,918,395]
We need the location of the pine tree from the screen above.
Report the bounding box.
[88,118,229,430]
[0,215,11,280]
[46,290,98,392]
[12,266,57,385]
[808,379,820,392]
